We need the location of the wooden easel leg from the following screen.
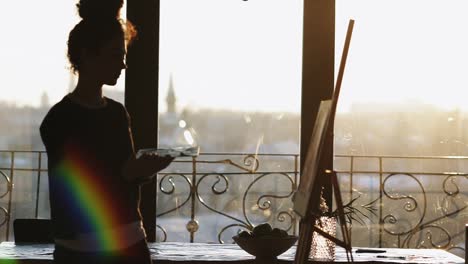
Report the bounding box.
[294,218,314,264]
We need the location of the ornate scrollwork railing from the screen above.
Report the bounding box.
[0,150,467,258]
[0,150,46,241]
[155,153,298,243]
[335,155,468,257]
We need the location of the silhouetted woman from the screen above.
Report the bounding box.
[40,0,172,263]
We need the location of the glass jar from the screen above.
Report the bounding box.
[309,216,337,261]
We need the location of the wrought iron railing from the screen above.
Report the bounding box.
[154,153,299,243]
[0,150,466,257]
[0,151,300,244]
[334,154,468,257]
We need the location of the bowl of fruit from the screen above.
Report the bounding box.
[232,223,298,260]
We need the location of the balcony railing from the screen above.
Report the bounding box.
[155,152,299,243]
[0,150,466,257]
[334,154,468,257]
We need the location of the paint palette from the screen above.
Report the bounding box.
[136,146,200,158]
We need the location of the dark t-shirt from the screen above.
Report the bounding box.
[40,95,141,239]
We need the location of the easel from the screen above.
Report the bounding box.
[293,19,355,264]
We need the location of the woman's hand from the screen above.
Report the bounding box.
[122,154,174,184]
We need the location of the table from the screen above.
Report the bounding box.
[0,242,464,263]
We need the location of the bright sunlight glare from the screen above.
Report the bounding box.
[0,0,467,113]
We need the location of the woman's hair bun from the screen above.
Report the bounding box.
[77,0,124,20]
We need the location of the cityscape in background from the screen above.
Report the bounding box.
[1,84,468,250]
[1,85,468,157]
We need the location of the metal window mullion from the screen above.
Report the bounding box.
[190,156,197,243]
[5,152,15,241]
[34,152,42,218]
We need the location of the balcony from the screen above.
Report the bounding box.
[0,150,466,258]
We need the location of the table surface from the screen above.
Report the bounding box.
[0,242,464,263]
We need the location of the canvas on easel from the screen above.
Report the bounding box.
[292,99,332,218]
[292,19,355,263]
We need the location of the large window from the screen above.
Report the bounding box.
[0,0,127,150]
[335,0,468,256]
[2,0,466,252]
[335,0,468,156]
[0,0,127,240]
[158,0,302,153]
[157,0,303,242]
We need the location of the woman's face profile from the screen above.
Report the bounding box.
[84,36,127,86]
[99,36,127,86]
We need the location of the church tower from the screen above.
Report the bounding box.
[166,74,177,113]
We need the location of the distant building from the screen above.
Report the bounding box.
[40,91,50,109]
[159,75,189,148]
[166,75,177,114]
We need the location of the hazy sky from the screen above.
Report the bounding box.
[1,0,467,113]
[336,0,468,111]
